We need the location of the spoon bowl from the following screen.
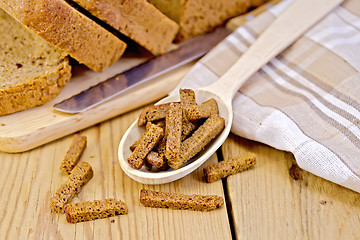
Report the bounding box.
[118,0,342,184]
[118,89,233,184]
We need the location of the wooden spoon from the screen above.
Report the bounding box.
[118,0,342,184]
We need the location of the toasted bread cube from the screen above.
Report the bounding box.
[64,198,128,223]
[140,189,224,211]
[50,162,93,213]
[146,151,166,169]
[138,103,170,126]
[203,152,256,183]
[177,115,225,169]
[184,98,219,121]
[180,89,197,106]
[128,122,164,169]
[181,121,198,140]
[130,138,168,170]
[180,89,198,138]
[60,134,87,175]
[165,103,183,168]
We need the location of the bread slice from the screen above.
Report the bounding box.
[148,0,268,41]
[0,8,71,116]
[0,0,127,72]
[70,0,179,55]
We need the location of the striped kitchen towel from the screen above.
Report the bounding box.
[171,0,360,193]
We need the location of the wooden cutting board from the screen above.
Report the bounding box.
[0,56,194,153]
[0,1,278,153]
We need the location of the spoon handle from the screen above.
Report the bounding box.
[204,0,342,103]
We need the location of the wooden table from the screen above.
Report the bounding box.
[0,103,359,240]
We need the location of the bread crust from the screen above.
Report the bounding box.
[72,0,179,55]
[0,7,73,116]
[0,0,127,71]
[0,59,71,116]
[149,0,268,41]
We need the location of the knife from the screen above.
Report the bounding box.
[53,26,232,113]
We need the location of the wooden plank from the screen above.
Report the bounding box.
[0,1,282,154]
[0,59,192,153]
[222,134,360,239]
[0,108,232,240]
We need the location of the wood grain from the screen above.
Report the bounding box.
[0,0,283,153]
[0,1,359,239]
[0,106,359,239]
[0,58,193,153]
[222,134,360,239]
[0,108,231,240]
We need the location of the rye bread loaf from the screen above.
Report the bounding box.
[148,0,268,41]
[0,8,71,116]
[0,0,127,72]
[71,0,179,55]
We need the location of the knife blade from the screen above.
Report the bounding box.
[53,27,232,113]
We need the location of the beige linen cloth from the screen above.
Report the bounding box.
[171,0,360,193]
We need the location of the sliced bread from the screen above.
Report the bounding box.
[0,8,71,116]
[71,0,179,55]
[148,0,268,41]
[0,0,127,72]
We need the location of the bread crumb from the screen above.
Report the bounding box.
[289,163,303,180]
